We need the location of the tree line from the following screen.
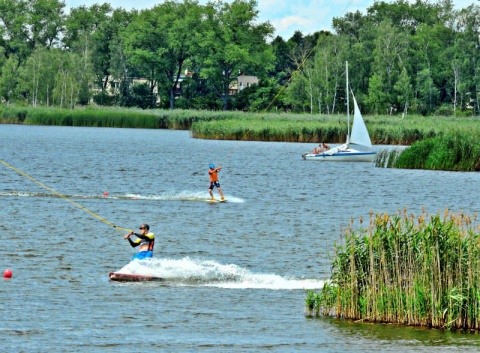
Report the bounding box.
[0,0,478,116]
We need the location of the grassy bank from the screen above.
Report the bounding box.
[2,106,479,145]
[0,106,239,129]
[191,114,480,145]
[190,115,442,144]
[375,131,480,171]
[305,209,480,331]
[2,107,480,170]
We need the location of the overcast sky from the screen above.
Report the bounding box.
[64,0,478,40]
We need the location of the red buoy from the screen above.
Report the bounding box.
[103,191,109,197]
[3,269,12,278]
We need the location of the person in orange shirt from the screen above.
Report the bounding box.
[208,164,225,201]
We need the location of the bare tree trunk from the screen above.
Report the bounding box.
[222,73,230,111]
[170,87,175,109]
[453,61,459,115]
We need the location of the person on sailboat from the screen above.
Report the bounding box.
[124,224,155,260]
[313,143,329,154]
[208,164,225,201]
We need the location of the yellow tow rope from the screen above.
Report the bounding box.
[0,159,132,234]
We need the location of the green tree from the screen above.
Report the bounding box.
[153,0,205,109]
[366,0,444,34]
[121,7,164,108]
[17,47,60,106]
[28,0,66,49]
[370,20,409,113]
[0,0,65,63]
[0,56,18,105]
[456,4,480,115]
[394,67,413,117]
[415,68,439,114]
[63,4,111,105]
[283,72,308,112]
[366,73,387,114]
[332,10,366,39]
[0,0,30,63]
[51,51,84,108]
[410,23,447,113]
[232,77,283,112]
[122,1,206,109]
[313,35,348,114]
[269,35,293,86]
[199,0,274,110]
[90,8,135,101]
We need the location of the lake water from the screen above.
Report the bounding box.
[1,124,480,352]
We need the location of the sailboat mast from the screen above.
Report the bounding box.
[346,61,350,144]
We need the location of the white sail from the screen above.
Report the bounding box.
[349,94,372,148]
[301,61,376,162]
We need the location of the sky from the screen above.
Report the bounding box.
[65,0,478,40]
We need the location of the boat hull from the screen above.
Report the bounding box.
[303,62,376,163]
[302,150,376,162]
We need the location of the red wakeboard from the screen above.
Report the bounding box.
[109,272,163,282]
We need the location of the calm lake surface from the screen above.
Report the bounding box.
[1,124,480,352]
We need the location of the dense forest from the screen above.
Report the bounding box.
[0,0,478,116]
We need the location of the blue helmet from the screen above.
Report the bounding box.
[209,164,215,169]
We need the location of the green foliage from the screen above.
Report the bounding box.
[392,131,480,171]
[197,0,275,111]
[121,83,157,109]
[232,78,285,112]
[0,106,246,129]
[0,0,479,115]
[21,107,152,128]
[93,92,116,106]
[2,105,479,172]
[191,117,348,142]
[0,106,29,123]
[306,209,480,331]
[435,104,454,116]
[0,57,19,104]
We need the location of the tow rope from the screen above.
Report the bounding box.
[0,159,132,234]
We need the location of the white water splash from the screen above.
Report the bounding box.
[1,190,244,203]
[121,190,244,203]
[115,257,325,290]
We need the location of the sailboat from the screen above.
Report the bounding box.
[302,62,376,162]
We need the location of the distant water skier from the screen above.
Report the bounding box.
[208,164,225,202]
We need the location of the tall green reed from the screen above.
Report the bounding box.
[306,209,480,331]
[379,131,480,171]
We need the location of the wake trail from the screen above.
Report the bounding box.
[1,190,244,203]
[113,257,325,290]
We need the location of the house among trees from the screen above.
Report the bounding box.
[229,74,259,95]
[94,70,259,105]
[173,71,259,97]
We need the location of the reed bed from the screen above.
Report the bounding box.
[375,131,480,171]
[305,208,480,331]
[190,118,348,142]
[23,107,162,128]
[374,147,408,168]
[190,114,479,145]
[1,106,479,147]
[0,106,241,129]
[0,107,30,123]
